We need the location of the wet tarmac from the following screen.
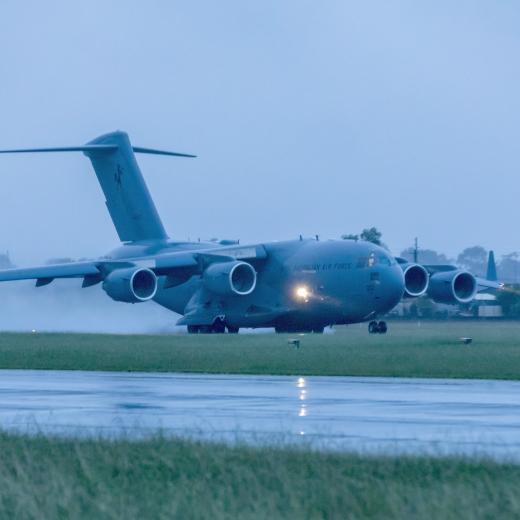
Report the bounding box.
[1,370,520,459]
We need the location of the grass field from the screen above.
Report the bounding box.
[0,432,518,520]
[0,320,519,379]
[1,325,519,519]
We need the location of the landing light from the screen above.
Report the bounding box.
[295,286,310,302]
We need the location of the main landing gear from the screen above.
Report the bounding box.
[187,320,239,334]
[368,320,387,334]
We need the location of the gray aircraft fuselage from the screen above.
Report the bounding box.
[0,130,427,333]
[108,237,405,331]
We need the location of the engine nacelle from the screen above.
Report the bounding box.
[203,261,256,296]
[102,267,158,303]
[401,263,429,298]
[427,270,477,304]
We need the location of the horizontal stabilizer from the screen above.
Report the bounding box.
[0,145,117,154]
[0,145,196,157]
[132,146,196,158]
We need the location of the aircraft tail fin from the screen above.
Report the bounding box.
[0,131,196,243]
[83,131,171,242]
[486,250,498,282]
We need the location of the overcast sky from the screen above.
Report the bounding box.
[0,1,518,264]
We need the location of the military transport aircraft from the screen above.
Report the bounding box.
[0,131,501,334]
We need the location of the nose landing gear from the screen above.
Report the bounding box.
[368,320,387,334]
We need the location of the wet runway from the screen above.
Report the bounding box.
[1,369,520,459]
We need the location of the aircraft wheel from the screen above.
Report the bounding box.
[227,326,239,334]
[199,325,213,334]
[368,321,378,334]
[377,321,388,334]
[212,320,226,334]
[187,325,200,334]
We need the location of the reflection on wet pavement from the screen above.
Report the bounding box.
[0,370,519,459]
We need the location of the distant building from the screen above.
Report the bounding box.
[469,293,503,318]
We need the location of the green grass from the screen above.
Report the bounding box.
[0,432,518,519]
[1,320,520,379]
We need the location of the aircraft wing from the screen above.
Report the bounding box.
[475,277,503,291]
[0,245,268,287]
[0,262,102,283]
[0,261,136,287]
[421,265,503,292]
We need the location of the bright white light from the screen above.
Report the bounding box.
[297,377,306,388]
[295,286,310,300]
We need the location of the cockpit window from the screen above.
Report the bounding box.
[357,253,376,268]
[357,252,395,268]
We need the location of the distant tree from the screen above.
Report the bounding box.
[496,286,520,318]
[456,246,487,276]
[342,227,387,249]
[360,227,383,246]
[399,248,452,265]
[498,253,520,284]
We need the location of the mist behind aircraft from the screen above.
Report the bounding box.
[0,282,177,334]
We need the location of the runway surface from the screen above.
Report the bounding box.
[0,369,519,459]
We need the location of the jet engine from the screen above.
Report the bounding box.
[401,263,429,298]
[203,261,256,296]
[427,270,477,304]
[102,267,158,303]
